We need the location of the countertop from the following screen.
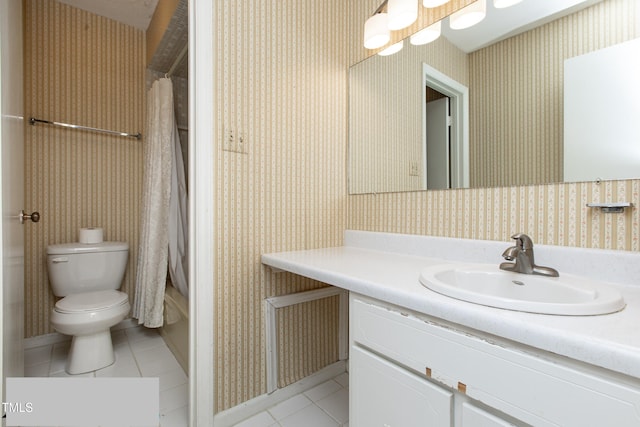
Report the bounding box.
[262,233,640,380]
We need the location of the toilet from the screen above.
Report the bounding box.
[47,241,131,374]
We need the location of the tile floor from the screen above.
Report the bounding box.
[234,372,349,427]
[24,326,188,427]
[24,326,349,427]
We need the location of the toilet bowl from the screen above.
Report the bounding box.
[47,241,130,374]
[51,290,130,374]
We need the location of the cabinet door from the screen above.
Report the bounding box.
[461,402,517,427]
[351,346,453,427]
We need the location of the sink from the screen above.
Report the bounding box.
[419,263,625,315]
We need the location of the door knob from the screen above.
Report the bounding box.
[20,210,40,224]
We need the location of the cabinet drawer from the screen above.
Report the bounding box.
[351,346,452,427]
[351,296,640,427]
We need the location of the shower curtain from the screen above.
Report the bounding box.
[133,77,188,328]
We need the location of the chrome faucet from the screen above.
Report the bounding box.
[499,233,559,277]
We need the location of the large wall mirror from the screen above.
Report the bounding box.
[348,0,639,194]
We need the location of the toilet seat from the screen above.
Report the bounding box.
[55,290,129,314]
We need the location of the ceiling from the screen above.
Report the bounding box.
[441,0,604,53]
[57,0,159,31]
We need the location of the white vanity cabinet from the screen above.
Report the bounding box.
[350,294,640,427]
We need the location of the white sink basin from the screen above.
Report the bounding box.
[419,263,625,315]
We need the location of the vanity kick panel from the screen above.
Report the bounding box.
[351,296,640,427]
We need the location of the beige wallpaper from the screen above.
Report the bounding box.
[213,0,349,411]
[213,0,478,411]
[470,0,639,188]
[23,1,145,337]
[348,179,640,251]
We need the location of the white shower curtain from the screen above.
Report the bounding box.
[133,77,188,327]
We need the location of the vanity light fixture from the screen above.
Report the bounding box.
[364,10,391,49]
[493,0,523,8]
[378,40,404,56]
[388,0,419,30]
[410,20,442,45]
[449,0,486,30]
[423,0,450,7]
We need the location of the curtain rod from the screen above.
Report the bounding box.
[29,117,142,140]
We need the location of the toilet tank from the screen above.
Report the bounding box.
[47,241,129,297]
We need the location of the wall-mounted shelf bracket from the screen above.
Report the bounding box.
[586,202,634,213]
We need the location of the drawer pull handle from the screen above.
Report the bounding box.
[51,257,69,263]
[458,382,467,394]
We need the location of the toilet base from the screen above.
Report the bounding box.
[66,330,115,374]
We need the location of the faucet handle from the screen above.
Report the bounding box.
[511,233,534,250]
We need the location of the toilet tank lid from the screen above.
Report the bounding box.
[47,241,129,255]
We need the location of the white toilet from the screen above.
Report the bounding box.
[47,241,131,374]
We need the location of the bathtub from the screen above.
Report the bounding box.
[161,285,188,374]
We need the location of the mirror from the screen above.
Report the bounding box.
[348,0,640,194]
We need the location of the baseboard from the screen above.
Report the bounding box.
[214,360,348,427]
[24,318,140,349]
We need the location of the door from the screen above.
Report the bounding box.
[0,0,25,402]
[426,97,450,190]
[350,346,453,426]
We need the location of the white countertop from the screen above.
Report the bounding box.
[262,231,640,380]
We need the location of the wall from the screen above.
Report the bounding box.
[23,1,145,337]
[347,0,640,252]
[213,1,349,411]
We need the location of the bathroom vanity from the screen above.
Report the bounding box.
[262,231,640,426]
[350,295,639,426]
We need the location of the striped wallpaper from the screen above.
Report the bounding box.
[23,1,145,337]
[212,0,475,411]
[347,179,640,251]
[213,0,349,411]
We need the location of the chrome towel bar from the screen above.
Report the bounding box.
[29,117,141,140]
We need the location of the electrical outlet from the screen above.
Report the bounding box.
[409,161,419,176]
[237,132,248,154]
[222,127,234,151]
[222,128,248,154]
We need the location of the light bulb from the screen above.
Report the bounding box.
[364,13,390,49]
[423,0,450,7]
[493,0,523,8]
[410,20,441,45]
[388,0,418,31]
[449,0,486,30]
[378,40,404,56]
